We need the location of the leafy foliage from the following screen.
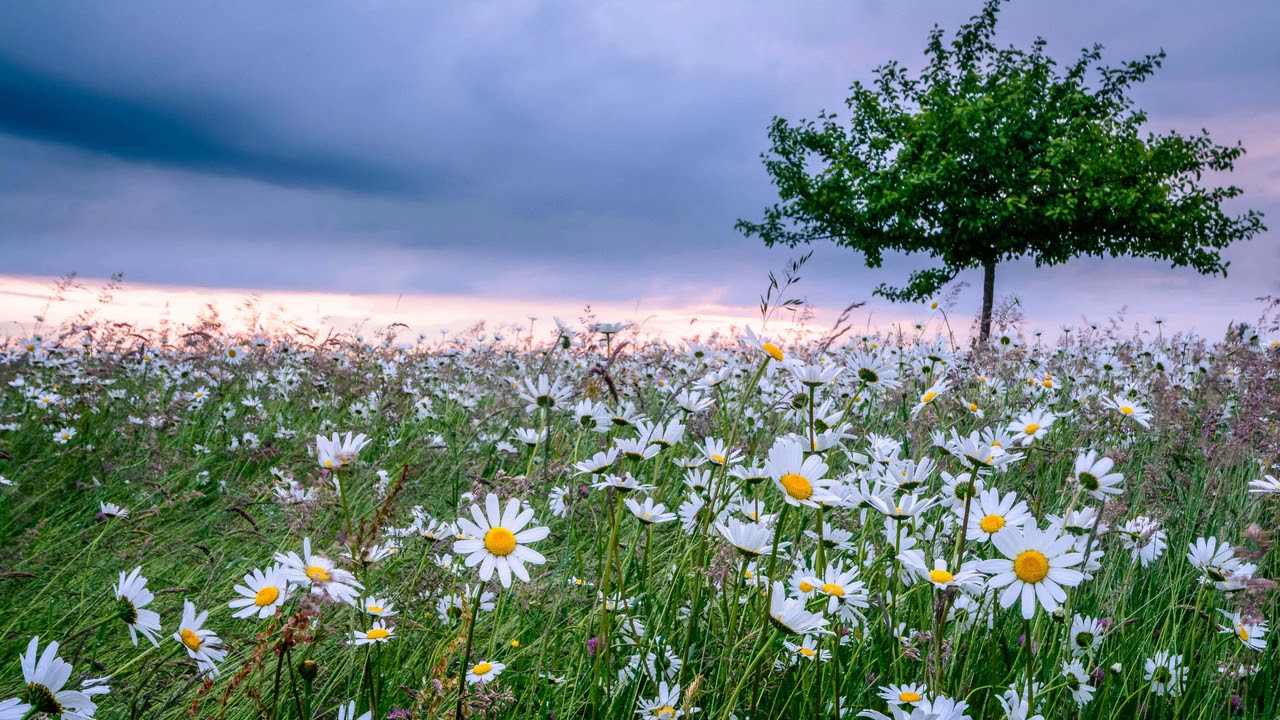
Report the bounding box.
[737,0,1265,307]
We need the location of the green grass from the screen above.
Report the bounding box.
[0,325,1276,719]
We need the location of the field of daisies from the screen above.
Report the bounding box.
[0,314,1277,720]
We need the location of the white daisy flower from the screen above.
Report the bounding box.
[765,439,839,508]
[174,600,226,676]
[353,620,395,646]
[114,567,162,646]
[18,637,98,718]
[453,494,549,588]
[274,537,364,605]
[1072,450,1124,500]
[465,660,505,685]
[362,596,396,617]
[977,522,1085,619]
[228,566,291,620]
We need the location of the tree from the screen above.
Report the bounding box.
[736,0,1266,342]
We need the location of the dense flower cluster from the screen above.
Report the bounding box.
[0,315,1277,718]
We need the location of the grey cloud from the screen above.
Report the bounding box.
[0,0,1277,327]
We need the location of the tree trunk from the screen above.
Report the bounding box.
[979,259,996,343]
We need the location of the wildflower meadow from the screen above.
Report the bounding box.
[0,304,1278,719]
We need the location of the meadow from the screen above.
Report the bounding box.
[0,307,1276,719]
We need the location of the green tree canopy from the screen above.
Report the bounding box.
[737,0,1266,341]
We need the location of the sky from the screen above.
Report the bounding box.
[2,0,1278,340]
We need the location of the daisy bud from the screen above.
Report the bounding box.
[300,659,319,683]
[1110,663,1123,675]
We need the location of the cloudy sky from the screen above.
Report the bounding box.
[2,1,1277,338]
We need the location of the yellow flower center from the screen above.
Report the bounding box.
[366,628,389,640]
[254,587,280,606]
[980,514,1006,533]
[657,707,677,718]
[305,565,331,583]
[921,391,937,403]
[180,628,202,650]
[929,569,955,584]
[367,605,383,614]
[1042,379,1053,388]
[1014,550,1050,584]
[900,691,923,703]
[779,473,813,500]
[969,403,978,412]
[1024,423,1040,435]
[762,343,784,362]
[711,453,726,464]
[1238,625,1249,641]
[821,582,845,597]
[798,580,815,593]
[484,527,518,556]
[472,662,493,675]
[1120,406,1134,415]
[799,647,816,657]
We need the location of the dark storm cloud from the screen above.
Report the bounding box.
[0,0,1277,326]
[0,54,422,194]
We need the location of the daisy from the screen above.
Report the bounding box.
[963,489,1032,543]
[701,437,743,467]
[513,427,547,446]
[1218,610,1267,652]
[978,522,1085,619]
[636,681,688,719]
[229,566,291,620]
[805,564,870,620]
[622,497,677,527]
[765,439,839,508]
[1186,536,1242,584]
[574,449,619,475]
[592,472,655,494]
[353,620,395,646]
[784,359,843,389]
[315,431,371,469]
[910,379,951,417]
[783,635,831,664]
[960,397,984,419]
[453,494,549,588]
[18,637,98,718]
[995,689,1042,720]
[1118,515,1166,567]
[1143,651,1185,696]
[114,567,162,646]
[336,701,372,720]
[878,683,928,706]
[466,660,505,685]
[0,699,31,719]
[868,493,939,523]
[1073,450,1124,500]
[768,581,833,635]
[276,537,363,605]
[744,325,784,362]
[1067,614,1105,657]
[1007,409,1054,446]
[858,696,970,720]
[1102,395,1152,428]
[1248,474,1280,494]
[1061,659,1095,706]
[716,518,775,557]
[99,502,128,519]
[53,427,77,444]
[519,373,571,412]
[174,600,226,676]
[362,596,397,617]
[917,559,983,593]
